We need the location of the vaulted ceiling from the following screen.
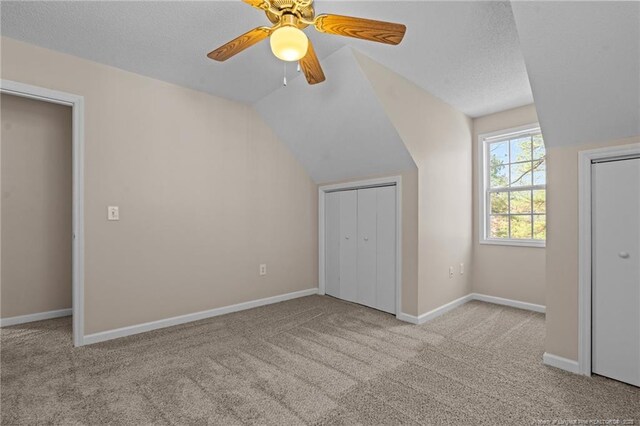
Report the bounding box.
[2,1,638,182]
[0,1,532,117]
[511,1,640,148]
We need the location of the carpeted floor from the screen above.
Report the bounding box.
[1,295,638,425]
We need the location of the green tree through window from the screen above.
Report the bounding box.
[484,128,546,243]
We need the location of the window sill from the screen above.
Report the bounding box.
[480,239,546,248]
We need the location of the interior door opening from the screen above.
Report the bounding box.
[591,156,640,387]
[1,93,73,342]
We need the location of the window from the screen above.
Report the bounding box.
[479,124,546,247]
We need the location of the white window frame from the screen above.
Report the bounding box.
[478,123,546,248]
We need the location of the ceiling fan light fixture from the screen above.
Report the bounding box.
[270,25,308,61]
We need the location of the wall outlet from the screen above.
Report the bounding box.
[449,266,454,279]
[259,264,267,276]
[107,206,119,221]
[460,263,464,275]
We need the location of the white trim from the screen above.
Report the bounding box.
[84,288,318,345]
[472,293,545,313]
[318,176,403,318]
[543,352,580,374]
[398,293,546,325]
[0,80,85,347]
[0,308,72,327]
[477,122,546,248]
[577,143,640,376]
[480,239,545,248]
[402,294,474,325]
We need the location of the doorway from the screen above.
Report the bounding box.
[591,156,639,386]
[319,176,402,317]
[578,143,640,385]
[0,80,85,347]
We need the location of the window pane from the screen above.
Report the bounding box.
[510,190,532,213]
[489,141,509,166]
[533,214,546,240]
[510,162,533,186]
[490,164,509,188]
[510,136,532,162]
[490,192,508,214]
[532,134,545,160]
[490,215,509,238]
[533,190,546,213]
[510,215,532,239]
[533,159,546,185]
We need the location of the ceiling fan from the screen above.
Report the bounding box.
[207,0,407,85]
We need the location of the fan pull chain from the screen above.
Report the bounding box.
[283,62,287,87]
[297,63,301,73]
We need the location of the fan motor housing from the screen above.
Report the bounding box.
[266,0,314,28]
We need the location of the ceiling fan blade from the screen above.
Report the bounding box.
[314,14,406,45]
[242,0,270,10]
[299,41,326,85]
[207,27,271,61]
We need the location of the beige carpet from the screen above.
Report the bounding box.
[1,295,638,425]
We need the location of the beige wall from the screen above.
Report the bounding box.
[472,104,546,305]
[545,135,640,360]
[355,51,474,316]
[0,37,317,334]
[1,94,72,318]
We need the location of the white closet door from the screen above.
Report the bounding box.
[324,192,341,298]
[592,158,640,387]
[376,186,396,314]
[357,187,378,309]
[339,190,358,303]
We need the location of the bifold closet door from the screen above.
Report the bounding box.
[375,186,396,314]
[357,188,378,308]
[592,157,640,387]
[325,190,358,303]
[324,186,396,314]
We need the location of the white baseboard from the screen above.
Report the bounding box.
[471,293,546,313]
[543,352,580,374]
[83,288,318,345]
[398,294,474,325]
[397,293,546,325]
[0,308,72,327]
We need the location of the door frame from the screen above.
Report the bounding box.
[577,143,640,375]
[1,79,85,347]
[318,176,402,318]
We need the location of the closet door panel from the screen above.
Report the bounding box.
[592,158,640,387]
[324,192,341,298]
[376,186,396,314]
[339,190,358,303]
[357,188,377,308]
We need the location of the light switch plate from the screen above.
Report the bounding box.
[449,266,454,279]
[108,206,119,221]
[259,264,267,276]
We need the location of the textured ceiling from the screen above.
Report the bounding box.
[511,1,640,147]
[254,47,415,183]
[0,1,533,117]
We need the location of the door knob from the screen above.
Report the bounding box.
[345,236,349,240]
[618,251,630,259]
[364,237,369,241]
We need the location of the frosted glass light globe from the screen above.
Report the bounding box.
[270,26,309,61]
